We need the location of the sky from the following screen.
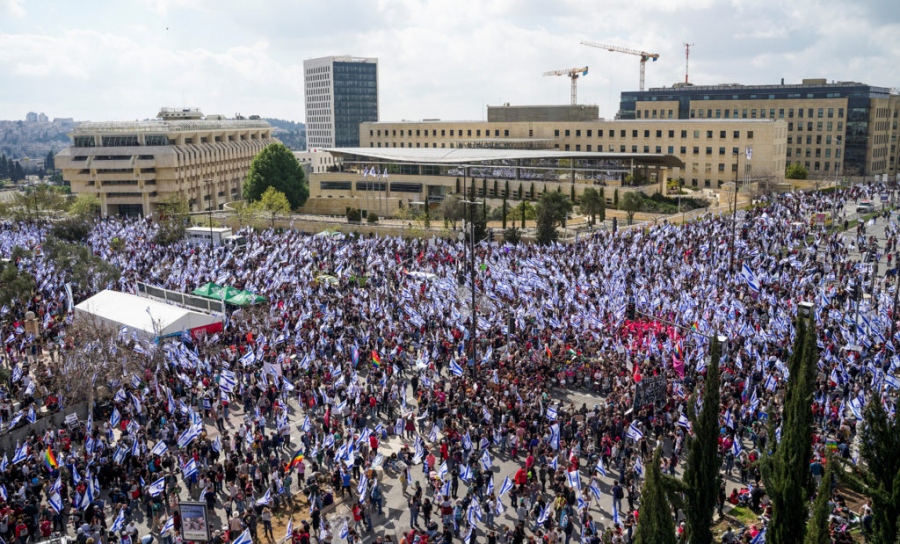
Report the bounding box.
[0,0,898,124]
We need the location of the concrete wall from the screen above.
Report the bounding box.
[0,403,89,453]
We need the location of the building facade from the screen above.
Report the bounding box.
[304,56,379,150]
[56,108,275,217]
[620,79,900,178]
[360,118,787,189]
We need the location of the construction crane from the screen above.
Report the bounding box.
[580,40,659,91]
[543,66,588,105]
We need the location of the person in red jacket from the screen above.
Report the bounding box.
[514,467,528,488]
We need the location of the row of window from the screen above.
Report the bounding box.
[786,148,842,159]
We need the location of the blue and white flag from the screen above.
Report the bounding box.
[546,405,558,421]
[460,464,473,482]
[499,476,514,496]
[256,489,272,506]
[626,421,643,441]
[449,360,464,377]
[48,492,63,513]
[595,457,607,476]
[589,482,602,501]
[110,508,126,533]
[537,504,551,524]
[733,439,743,456]
[480,450,493,470]
[182,459,198,480]
[148,476,166,497]
[566,470,581,490]
[177,424,203,449]
[151,441,168,457]
[750,528,766,544]
[232,529,253,544]
[12,443,28,464]
[633,455,644,477]
[160,516,175,537]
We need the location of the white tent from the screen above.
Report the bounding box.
[74,290,221,339]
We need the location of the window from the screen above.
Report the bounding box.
[779,108,785,118]
[449,130,453,136]
[719,147,726,155]
[788,108,794,118]
[643,146,650,153]
[693,130,700,138]
[706,130,713,138]
[598,130,604,137]
[467,130,472,136]
[718,164,725,172]
[705,147,712,155]
[748,131,754,139]
[586,130,592,137]
[575,130,581,137]
[565,130,571,137]
[838,108,844,118]
[575,145,581,151]
[620,130,626,137]
[680,146,686,154]
[416,129,420,136]
[476,130,481,137]
[632,130,638,138]
[693,146,699,155]
[667,146,674,153]
[733,131,740,139]
[656,130,662,138]
[586,145,592,151]
[681,130,687,138]
[504,129,509,137]
[631,145,638,153]
[554,130,560,137]
[644,130,650,137]
[668,130,675,138]
[720,131,726,138]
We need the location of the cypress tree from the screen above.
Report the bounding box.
[504,179,510,199]
[682,336,722,544]
[613,188,619,208]
[520,201,525,229]
[456,177,461,194]
[493,179,498,198]
[804,458,834,544]
[529,182,535,200]
[760,313,818,544]
[840,399,900,543]
[634,447,677,544]
[502,195,507,230]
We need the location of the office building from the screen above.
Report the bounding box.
[620,79,900,178]
[304,56,379,150]
[56,107,275,217]
[360,115,787,189]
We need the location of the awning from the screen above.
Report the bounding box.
[192,283,267,306]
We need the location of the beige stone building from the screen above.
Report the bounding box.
[359,117,787,189]
[56,108,275,217]
[621,80,900,180]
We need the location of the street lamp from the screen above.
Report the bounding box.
[729,151,740,273]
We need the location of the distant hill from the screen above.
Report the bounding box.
[264,118,306,151]
[0,118,74,161]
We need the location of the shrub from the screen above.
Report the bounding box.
[367,213,379,224]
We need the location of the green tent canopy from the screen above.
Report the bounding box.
[192,283,267,306]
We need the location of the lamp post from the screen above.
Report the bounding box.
[729,151,740,273]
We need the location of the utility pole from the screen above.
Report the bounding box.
[729,151,740,273]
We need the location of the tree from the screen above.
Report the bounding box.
[786,163,809,180]
[839,398,900,543]
[43,237,120,294]
[243,142,309,209]
[504,180,510,199]
[760,313,818,544]
[535,191,572,246]
[45,150,56,172]
[69,193,100,219]
[455,177,461,194]
[634,447,677,544]
[440,195,466,229]
[252,186,291,228]
[579,188,604,227]
[230,200,259,228]
[0,254,35,308]
[507,201,537,222]
[492,179,498,198]
[504,226,521,245]
[613,188,619,208]
[155,194,190,245]
[805,458,834,544]
[1,184,70,222]
[621,192,643,225]
[682,336,722,544]
[501,195,508,230]
[529,182,535,200]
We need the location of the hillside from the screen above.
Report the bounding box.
[264,118,306,151]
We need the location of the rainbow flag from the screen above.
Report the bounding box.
[545,346,553,358]
[286,450,304,472]
[691,321,700,332]
[674,341,684,362]
[371,350,382,368]
[44,447,58,470]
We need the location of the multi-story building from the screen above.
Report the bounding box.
[56,108,275,217]
[620,79,900,179]
[360,114,787,189]
[304,56,379,149]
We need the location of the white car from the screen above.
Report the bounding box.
[856,200,874,214]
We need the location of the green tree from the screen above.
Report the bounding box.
[570,184,576,202]
[634,447,677,544]
[44,237,120,293]
[805,458,834,544]
[252,186,291,228]
[579,188,604,226]
[529,182,535,200]
[45,150,56,172]
[455,177,461,194]
[507,201,537,222]
[839,399,900,543]
[504,180,510,199]
[760,313,818,544]
[613,188,619,208]
[503,226,521,245]
[69,193,100,219]
[230,200,259,228]
[0,253,35,307]
[535,191,572,246]
[243,142,308,209]
[786,162,809,180]
[501,195,508,230]
[3,184,70,222]
[492,179,498,198]
[621,192,643,225]
[154,194,190,245]
[441,194,465,229]
[682,336,722,544]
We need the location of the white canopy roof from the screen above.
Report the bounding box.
[74,289,221,339]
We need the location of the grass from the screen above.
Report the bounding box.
[727,506,758,526]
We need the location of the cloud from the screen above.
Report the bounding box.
[0,0,25,18]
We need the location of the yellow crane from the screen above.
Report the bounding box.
[542,66,589,105]
[580,40,659,91]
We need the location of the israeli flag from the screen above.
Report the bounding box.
[48,492,63,513]
[150,441,168,457]
[182,458,198,479]
[256,488,272,506]
[428,425,439,443]
[27,406,35,424]
[626,421,644,441]
[750,528,766,544]
[499,476,514,496]
[462,432,473,450]
[723,410,734,429]
[449,360,464,377]
[340,521,349,540]
[595,457,607,476]
[480,450,493,470]
[177,424,203,449]
[742,263,761,293]
[357,474,368,496]
[495,496,505,515]
[589,482,602,501]
[50,476,61,494]
[567,470,581,490]
[160,516,175,537]
[212,435,222,453]
[677,414,690,429]
[460,464,473,482]
[232,529,253,544]
[12,443,28,464]
[634,456,644,477]
[549,423,560,450]
[442,479,451,498]
[394,418,404,436]
[537,504,551,524]
[438,461,449,480]
[546,405,558,421]
[110,508,126,533]
[885,374,900,391]
[733,439,743,456]
[613,502,620,526]
[549,456,558,470]
[0,485,6,501]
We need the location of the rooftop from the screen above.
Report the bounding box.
[328,147,684,168]
[73,118,271,135]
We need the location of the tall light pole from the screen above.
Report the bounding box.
[729,151,740,273]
